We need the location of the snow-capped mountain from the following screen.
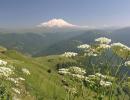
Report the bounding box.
[37,18,78,28]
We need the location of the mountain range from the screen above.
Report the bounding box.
[0,19,130,56]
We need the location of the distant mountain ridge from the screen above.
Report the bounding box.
[37,27,130,56]
[0,27,130,56]
[0,30,85,56]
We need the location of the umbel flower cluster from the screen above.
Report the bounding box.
[125,61,130,67]
[58,37,130,99]
[58,66,86,75]
[77,44,90,49]
[0,59,31,99]
[22,68,30,75]
[61,52,78,57]
[77,37,130,62]
[58,67,113,88]
[95,37,111,44]
[85,73,114,87]
[0,60,13,77]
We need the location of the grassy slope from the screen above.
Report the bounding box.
[0,50,76,100]
[1,50,129,100]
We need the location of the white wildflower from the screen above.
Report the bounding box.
[7,78,19,84]
[111,42,130,52]
[77,44,90,49]
[111,43,130,52]
[58,67,86,80]
[111,42,130,58]
[68,66,86,75]
[18,77,25,81]
[58,68,70,75]
[87,52,98,57]
[12,88,20,94]
[97,44,110,50]
[84,77,90,82]
[61,52,78,57]
[95,73,107,79]
[58,70,70,75]
[71,74,85,79]
[100,80,112,87]
[58,68,69,72]
[95,37,111,44]
[22,68,30,75]
[7,77,25,86]
[85,48,98,56]
[111,43,129,49]
[125,61,130,67]
[88,75,96,78]
[0,67,13,77]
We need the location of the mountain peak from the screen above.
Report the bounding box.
[37,18,77,28]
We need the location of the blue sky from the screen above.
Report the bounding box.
[0,0,130,28]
